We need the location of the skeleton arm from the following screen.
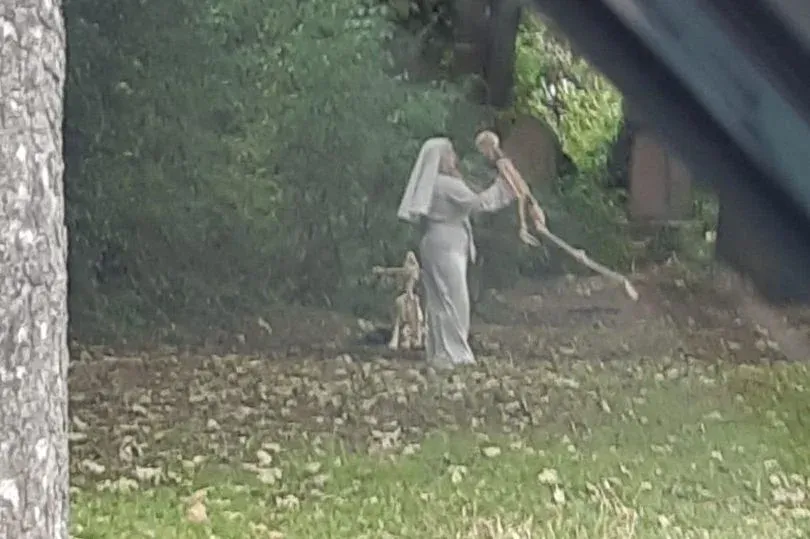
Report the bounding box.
[372,251,419,276]
[372,251,421,294]
[371,266,414,276]
[495,156,546,246]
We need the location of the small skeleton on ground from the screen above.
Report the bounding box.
[371,251,425,350]
[475,129,639,301]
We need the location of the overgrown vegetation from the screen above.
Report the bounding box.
[65,0,466,341]
[515,17,624,175]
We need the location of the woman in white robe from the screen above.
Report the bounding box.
[397,137,516,368]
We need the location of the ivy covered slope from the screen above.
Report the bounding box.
[64,0,462,341]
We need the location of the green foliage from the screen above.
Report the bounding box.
[65,0,461,340]
[643,188,720,266]
[514,16,623,174]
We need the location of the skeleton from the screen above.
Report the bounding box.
[475,130,548,247]
[475,130,639,301]
[371,251,426,350]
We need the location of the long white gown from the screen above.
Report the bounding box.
[419,173,515,367]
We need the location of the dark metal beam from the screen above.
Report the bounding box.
[528,0,810,303]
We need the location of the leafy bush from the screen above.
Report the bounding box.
[514,15,623,174]
[65,0,461,340]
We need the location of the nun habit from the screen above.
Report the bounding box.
[397,137,516,367]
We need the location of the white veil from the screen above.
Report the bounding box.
[397,137,452,224]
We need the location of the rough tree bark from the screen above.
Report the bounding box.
[0,1,70,538]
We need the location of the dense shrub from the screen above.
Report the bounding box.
[65,0,461,340]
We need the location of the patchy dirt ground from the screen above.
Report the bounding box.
[472,263,810,366]
[72,262,810,365]
[66,262,810,485]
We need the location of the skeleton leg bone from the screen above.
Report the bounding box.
[388,290,428,351]
[388,321,401,350]
[517,197,542,246]
[413,294,425,348]
[401,326,413,350]
[389,295,403,350]
[532,224,639,301]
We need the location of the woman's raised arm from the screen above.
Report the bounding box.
[438,175,516,214]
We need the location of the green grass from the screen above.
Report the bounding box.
[70,360,810,538]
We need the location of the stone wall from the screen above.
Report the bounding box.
[622,101,693,222]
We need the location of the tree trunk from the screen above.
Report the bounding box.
[716,193,809,303]
[484,0,522,108]
[0,1,70,538]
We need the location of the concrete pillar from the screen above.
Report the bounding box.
[624,101,693,222]
[628,131,693,221]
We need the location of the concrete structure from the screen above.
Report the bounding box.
[624,102,693,222]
